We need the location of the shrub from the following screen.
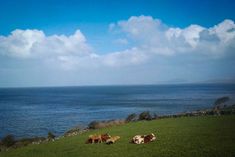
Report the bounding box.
[153,113,159,119]
[139,111,152,120]
[1,134,15,147]
[88,121,100,129]
[125,113,137,122]
[88,120,125,129]
[206,110,215,115]
[48,132,56,139]
[16,138,32,146]
[214,96,230,109]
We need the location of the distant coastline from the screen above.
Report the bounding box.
[1,82,235,89]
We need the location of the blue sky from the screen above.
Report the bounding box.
[0,0,235,87]
[1,0,234,32]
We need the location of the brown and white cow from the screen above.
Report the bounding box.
[132,133,156,144]
[86,133,111,144]
[106,136,120,144]
[101,133,111,142]
[132,135,144,144]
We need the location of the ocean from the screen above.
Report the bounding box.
[0,84,235,139]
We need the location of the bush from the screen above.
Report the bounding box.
[1,134,15,147]
[214,96,230,109]
[220,110,231,115]
[139,111,152,120]
[153,113,158,119]
[125,113,137,122]
[206,110,215,115]
[48,132,56,139]
[88,121,100,129]
[88,120,125,129]
[16,138,32,146]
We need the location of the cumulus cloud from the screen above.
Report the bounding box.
[0,29,92,58]
[113,15,235,57]
[0,15,235,69]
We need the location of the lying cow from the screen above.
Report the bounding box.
[101,133,111,142]
[86,134,101,144]
[132,133,156,144]
[86,133,111,144]
[132,135,144,144]
[106,136,120,144]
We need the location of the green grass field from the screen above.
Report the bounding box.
[1,115,235,157]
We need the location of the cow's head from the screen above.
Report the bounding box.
[101,133,111,141]
[150,133,156,141]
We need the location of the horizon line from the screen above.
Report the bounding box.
[1,82,235,89]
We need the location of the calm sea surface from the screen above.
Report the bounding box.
[0,84,235,138]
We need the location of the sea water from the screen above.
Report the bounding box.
[0,84,235,138]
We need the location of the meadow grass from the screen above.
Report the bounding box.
[1,115,235,157]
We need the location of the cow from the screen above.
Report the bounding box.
[132,133,156,144]
[101,133,111,142]
[106,136,120,144]
[86,133,111,144]
[144,133,156,143]
[86,134,102,144]
[132,135,144,144]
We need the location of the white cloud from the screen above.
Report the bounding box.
[102,47,148,67]
[113,16,235,58]
[117,15,166,38]
[166,25,205,48]
[213,19,235,43]
[0,29,45,58]
[0,16,235,70]
[0,29,92,59]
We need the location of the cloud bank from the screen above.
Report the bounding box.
[0,16,235,69]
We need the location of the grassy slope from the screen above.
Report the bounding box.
[1,115,235,157]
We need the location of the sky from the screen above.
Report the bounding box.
[0,0,235,87]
